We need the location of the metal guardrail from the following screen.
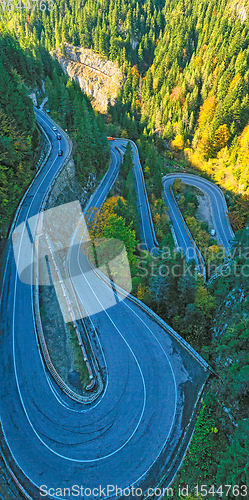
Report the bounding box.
[33,232,101,403]
[32,116,103,403]
[44,232,102,395]
[89,264,211,372]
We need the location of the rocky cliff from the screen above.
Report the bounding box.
[52,43,124,112]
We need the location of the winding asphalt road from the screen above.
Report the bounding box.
[112,139,158,252]
[163,173,234,265]
[0,112,210,500]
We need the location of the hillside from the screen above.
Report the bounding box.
[1,1,249,498]
[0,31,109,236]
[141,0,249,197]
[0,32,38,236]
[5,0,249,202]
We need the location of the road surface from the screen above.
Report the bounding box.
[162,173,234,280]
[0,114,210,500]
[111,139,158,252]
[163,173,234,270]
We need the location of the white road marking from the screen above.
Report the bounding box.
[75,213,178,484]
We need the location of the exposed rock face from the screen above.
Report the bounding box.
[235,2,247,21]
[52,43,124,111]
[229,0,248,21]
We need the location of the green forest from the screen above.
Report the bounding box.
[0,30,108,234]
[1,0,249,498]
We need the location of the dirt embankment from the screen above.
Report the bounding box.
[52,43,124,112]
[196,193,213,227]
[196,192,222,245]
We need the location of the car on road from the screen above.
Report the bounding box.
[107,137,114,140]
[211,229,216,236]
[58,150,63,156]
[57,134,61,140]
[52,126,57,131]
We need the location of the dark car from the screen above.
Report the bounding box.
[57,134,61,140]
[58,150,63,156]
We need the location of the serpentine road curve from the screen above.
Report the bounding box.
[0,111,210,500]
[163,173,234,265]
